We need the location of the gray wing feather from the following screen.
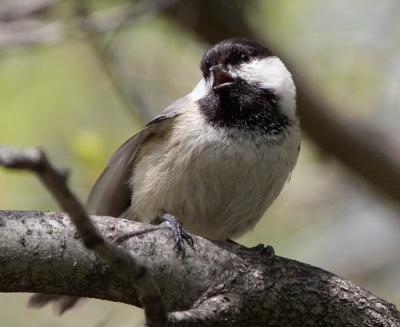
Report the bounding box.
[86,95,191,217]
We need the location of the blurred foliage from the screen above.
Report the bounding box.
[1,0,400,326]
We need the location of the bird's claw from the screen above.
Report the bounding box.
[252,243,275,257]
[159,213,193,258]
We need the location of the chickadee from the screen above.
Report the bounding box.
[29,38,300,314]
[88,38,300,241]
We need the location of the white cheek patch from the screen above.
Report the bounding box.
[234,57,297,119]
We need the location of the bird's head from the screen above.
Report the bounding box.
[192,38,297,125]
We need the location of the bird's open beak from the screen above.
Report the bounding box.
[210,64,236,90]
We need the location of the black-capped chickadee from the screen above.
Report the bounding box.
[29,38,301,313]
[88,38,300,242]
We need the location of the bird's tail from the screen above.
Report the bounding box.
[28,294,85,315]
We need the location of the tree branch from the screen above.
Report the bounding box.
[0,19,62,50]
[70,0,180,123]
[73,1,149,123]
[0,210,399,326]
[0,145,167,327]
[0,1,175,51]
[0,0,57,22]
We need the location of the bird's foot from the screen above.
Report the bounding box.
[158,213,194,258]
[252,243,275,258]
[114,213,193,257]
[226,239,275,258]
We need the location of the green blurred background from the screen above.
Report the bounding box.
[1,0,400,325]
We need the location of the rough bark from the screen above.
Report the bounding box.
[1,210,399,326]
[0,145,167,327]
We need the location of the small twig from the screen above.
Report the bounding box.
[0,20,62,51]
[103,0,178,47]
[74,1,153,123]
[0,145,168,327]
[73,0,179,124]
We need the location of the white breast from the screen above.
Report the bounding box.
[129,105,300,240]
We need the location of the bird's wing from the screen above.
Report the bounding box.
[86,95,191,217]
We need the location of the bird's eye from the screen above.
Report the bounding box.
[241,53,250,62]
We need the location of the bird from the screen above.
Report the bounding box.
[87,37,300,240]
[29,37,300,313]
